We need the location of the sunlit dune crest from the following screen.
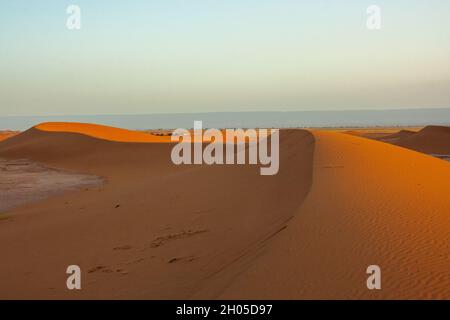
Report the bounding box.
[35,122,267,144]
[35,122,172,143]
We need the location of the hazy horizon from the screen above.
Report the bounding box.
[2,108,449,130]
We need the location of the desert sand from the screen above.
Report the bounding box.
[217,130,450,299]
[0,158,102,213]
[0,123,448,299]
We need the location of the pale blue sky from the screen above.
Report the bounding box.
[0,0,449,116]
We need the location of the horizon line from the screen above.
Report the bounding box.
[1,107,450,118]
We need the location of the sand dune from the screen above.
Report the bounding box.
[343,128,418,141]
[217,131,450,299]
[343,126,450,160]
[0,124,448,299]
[35,122,264,144]
[377,129,416,142]
[0,125,314,299]
[393,125,450,155]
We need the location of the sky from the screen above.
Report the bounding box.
[0,0,450,116]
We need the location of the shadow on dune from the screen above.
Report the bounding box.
[0,127,314,299]
[393,125,450,155]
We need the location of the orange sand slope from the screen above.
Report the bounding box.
[35,122,172,143]
[217,131,450,299]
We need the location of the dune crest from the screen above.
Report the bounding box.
[35,122,172,143]
[34,122,272,145]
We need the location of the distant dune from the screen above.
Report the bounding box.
[343,128,418,141]
[393,125,450,154]
[0,131,19,142]
[0,123,448,299]
[343,125,450,158]
[35,122,172,143]
[378,129,416,142]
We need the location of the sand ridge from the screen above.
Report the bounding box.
[217,131,450,299]
[34,122,271,144]
[35,122,173,143]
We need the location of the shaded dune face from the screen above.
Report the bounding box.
[345,129,417,141]
[393,125,450,154]
[0,127,177,177]
[0,128,314,299]
[376,129,416,142]
[347,125,450,157]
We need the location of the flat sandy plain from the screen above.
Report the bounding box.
[0,123,448,299]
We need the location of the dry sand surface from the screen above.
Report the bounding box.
[0,158,102,213]
[0,123,448,299]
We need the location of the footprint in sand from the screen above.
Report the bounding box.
[113,245,132,251]
[168,255,196,264]
[115,269,129,275]
[88,265,129,275]
[148,229,208,249]
[88,266,109,273]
